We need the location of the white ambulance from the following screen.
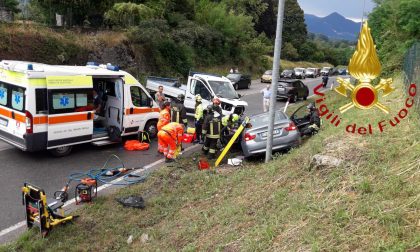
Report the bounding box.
[0,60,160,156]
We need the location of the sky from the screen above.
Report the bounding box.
[297,0,376,22]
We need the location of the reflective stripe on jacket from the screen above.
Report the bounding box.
[202,114,221,139]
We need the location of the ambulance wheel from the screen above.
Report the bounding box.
[49,146,72,157]
[145,120,158,138]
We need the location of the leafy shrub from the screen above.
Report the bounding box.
[105,2,156,27]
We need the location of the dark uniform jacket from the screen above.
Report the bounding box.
[202,113,221,139]
[171,101,188,125]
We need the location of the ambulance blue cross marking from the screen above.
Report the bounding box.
[0,89,4,99]
[60,96,69,107]
[14,94,21,104]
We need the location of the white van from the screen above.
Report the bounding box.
[0,60,159,156]
[146,72,248,116]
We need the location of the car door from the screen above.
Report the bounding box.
[298,81,305,97]
[243,75,251,88]
[191,79,213,109]
[290,105,311,130]
[124,84,155,134]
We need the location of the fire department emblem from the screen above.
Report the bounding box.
[335,22,395,114]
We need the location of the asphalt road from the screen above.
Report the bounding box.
[0,75,338,232]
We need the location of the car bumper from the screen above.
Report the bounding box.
[241,131,301,157]
[276,92,290,99]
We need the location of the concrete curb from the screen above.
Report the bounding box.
[0,144,201,245]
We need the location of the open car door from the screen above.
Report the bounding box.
[290,104,312,132]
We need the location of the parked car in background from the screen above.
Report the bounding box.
[277,80,309,102]
[261,70,272,83]
[338,68,348,75]
[293,68,306,79]
[305,68,320,78]
[227,73,251,90]
[280,69,296,79]
[241,111,301,157]
[321,67,333,76]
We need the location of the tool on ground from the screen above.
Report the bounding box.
[75,178,97,205]
[54,155,146,206]
[215,117,250,167]
[22,182,76,237]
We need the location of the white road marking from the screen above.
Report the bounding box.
[0,144,200,241]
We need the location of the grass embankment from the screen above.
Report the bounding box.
[2,74,418,251]
[0,24,127,65]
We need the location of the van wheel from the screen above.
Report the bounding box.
[145,120,158,138]
[234,83,239,90]
[247,82,251,89]
[49,146,72,157]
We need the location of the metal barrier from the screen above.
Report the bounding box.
[403,42,420,114]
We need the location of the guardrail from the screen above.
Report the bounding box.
[403,42,420,114]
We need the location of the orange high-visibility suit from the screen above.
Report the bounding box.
[157,108,171,153]
[157,122,184,160]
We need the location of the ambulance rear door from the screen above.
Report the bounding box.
[46,76,94,148]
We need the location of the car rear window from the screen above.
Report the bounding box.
[250,112,288,128]
[264,70,272,75]
[279,82,294,87]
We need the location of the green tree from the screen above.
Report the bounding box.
[282,42,299,60]
[223,0,268,24]
[3,0,20,13]
[282,0,307,49]
[369,0,419,74]
[104,2,155,27]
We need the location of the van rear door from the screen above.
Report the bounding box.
[46,76,94,148]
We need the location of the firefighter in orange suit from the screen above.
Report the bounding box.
[157,101,171,153]
[157,122,185,163]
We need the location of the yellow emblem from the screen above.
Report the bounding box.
[335,22,395,114]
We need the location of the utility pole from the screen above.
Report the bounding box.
[265,0,286,163]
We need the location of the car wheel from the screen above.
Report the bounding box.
[49,146,72,157]
[234,83,239,90]
[247,82,251,89]
[145,120,158,138]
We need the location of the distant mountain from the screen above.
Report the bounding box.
[304,12,361,41]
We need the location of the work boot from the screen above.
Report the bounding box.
[165,158,175,163]
[208,153,216,160]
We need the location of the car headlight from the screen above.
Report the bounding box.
[221,102,233,111]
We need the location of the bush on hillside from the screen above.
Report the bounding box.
[104,2,156,28]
